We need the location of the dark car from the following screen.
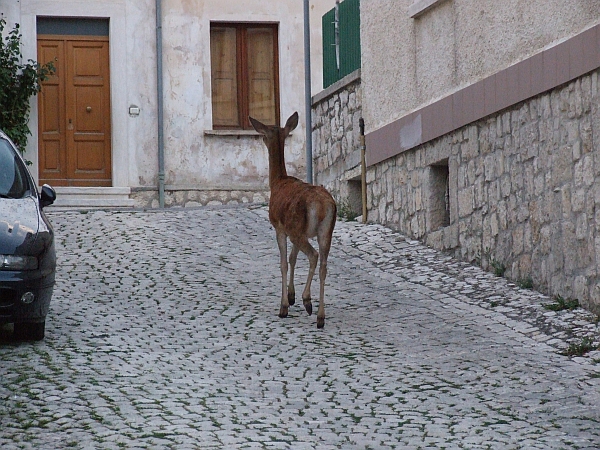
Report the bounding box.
[0,130,56,341]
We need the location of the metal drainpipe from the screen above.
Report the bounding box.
[156,0,166,207]
[303,0,313,185]
[334,0,340,72]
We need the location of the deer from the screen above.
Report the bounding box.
[249,112,337,329]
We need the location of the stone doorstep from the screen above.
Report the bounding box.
[49,187,136,208]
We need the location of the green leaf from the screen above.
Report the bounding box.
[0,18,56,151]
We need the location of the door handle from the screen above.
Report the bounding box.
[86,106,92,112]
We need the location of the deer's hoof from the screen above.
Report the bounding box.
[303,300,312,316]
[287,292,296,306]
[279,305,289,318]
[317,317,325,329]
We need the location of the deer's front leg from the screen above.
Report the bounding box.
[276,231,289,318]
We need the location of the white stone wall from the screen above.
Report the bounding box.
[361,0,600,134]
[366,69,600,314]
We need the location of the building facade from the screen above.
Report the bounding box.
[313,0,600,313]
[1,0,334,207]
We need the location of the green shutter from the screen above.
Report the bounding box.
[322,0,361,89]
[322,8,337,88]
[339,0,360,80]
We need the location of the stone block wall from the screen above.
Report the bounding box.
[130,188,269,209]
[312,70,363,212]
[367,69,600,314]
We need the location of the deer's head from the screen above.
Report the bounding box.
[249,112,299,148]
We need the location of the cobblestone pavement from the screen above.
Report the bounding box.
[1,205,600,449]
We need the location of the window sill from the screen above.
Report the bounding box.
[204,130,261,136]
[409,0,449,18]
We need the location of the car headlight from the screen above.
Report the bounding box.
[0,255,39,270]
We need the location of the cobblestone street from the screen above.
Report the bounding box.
[1,205,600,449]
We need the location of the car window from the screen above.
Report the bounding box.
[0,137,30,199]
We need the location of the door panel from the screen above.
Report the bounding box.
[38,40,66,182]
[40,85,62,171]
[42,141,61,172]
[38,36,111,187]
[73,45,102,76]
[75,87,103,131]
[76,142,104,170]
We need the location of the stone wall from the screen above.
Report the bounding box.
[312,70,363,214]
[130,188,268,208]
[367,69,600,314]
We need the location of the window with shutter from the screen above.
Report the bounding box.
[210,27,239,128]
[210,23,279,130]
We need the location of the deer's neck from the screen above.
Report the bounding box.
[268,139,288,187]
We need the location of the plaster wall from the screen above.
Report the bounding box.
[2,0,333,203]
[159,0,334,195]
[0,1,20,26]
[361,0,600,134]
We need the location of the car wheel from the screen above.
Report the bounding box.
[13,321,45,341]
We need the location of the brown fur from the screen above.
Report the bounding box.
[250,112,337,328]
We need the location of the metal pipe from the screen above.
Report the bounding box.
[156,0,166,207]
[360,117,367,223]
[303,0,313,184]
[334,0,340,72]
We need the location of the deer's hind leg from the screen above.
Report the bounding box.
[292,237,318,316]
[315,209,335,329]
[287,244,300,306]
[276,230,290,318]
[316,238,332,329]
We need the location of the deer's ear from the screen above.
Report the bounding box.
[284,112,299,136]
[249,116,268,135]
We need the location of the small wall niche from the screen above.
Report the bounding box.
[346,179,362,217]
[429,160,450,230]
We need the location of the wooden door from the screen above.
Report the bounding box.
[38,36,111,186]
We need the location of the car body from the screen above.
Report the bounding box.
[0,130,56,341]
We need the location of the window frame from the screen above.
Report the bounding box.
[210,22,280,130]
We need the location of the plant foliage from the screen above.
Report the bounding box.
[543,295,580,312]
[0,19,55,153]
[561,337,598,357]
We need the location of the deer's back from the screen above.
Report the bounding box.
[269,177,336,239]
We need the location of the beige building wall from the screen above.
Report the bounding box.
[362,0,600,134]
[159,0,335,196]
[1,0,334,206]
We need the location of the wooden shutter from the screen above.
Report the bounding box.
[211,27,239,128]
[247,28,276,126]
